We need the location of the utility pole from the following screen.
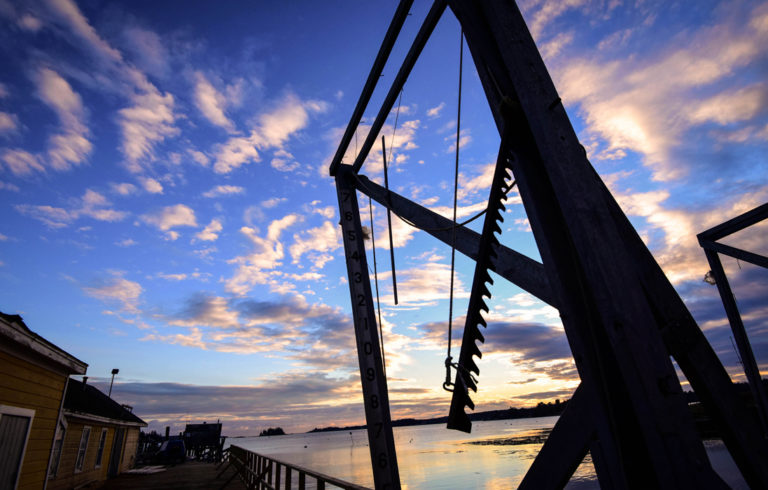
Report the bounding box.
[108,368,119,397]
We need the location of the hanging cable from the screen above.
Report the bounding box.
[368,197,387,378]
[382,136,399,305]
[389,90,404,165]
[353,172,516,234]
[444,29,464,392]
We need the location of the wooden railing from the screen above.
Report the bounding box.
[218,445,369,490]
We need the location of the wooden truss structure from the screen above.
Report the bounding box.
[329,1,768,488]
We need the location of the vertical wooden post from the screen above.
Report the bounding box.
[335,164,401,489]
[703,248,768,435]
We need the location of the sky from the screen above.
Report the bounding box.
[0,0,766,436]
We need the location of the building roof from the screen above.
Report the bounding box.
[0,311,87,375]
[64,377,147,427]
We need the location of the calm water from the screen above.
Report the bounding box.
[228,417,746,489]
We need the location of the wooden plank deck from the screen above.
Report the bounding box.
[101,461,247,490]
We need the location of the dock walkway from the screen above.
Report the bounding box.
[101,461,247,489]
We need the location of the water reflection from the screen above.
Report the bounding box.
[232,417,745,489]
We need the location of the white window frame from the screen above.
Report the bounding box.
[0,404,35,490]
[74,426,91,473]
[94,428,108,468]
[48,417,68,479]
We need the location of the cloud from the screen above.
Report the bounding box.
[427,102,445,118]
[116,238,136,247]
[43,0,123,63]
[1,149,45,176]
[15,189,127,228]
[555,3,768,181]
[612,185,768,284]
[167,293,240,329]
[111,182,138,195]
[0,111,18,133]
[118,87,178,172]
[141,204,198,238]
[89,373,363,433]
[289,221,341,266]
[445,128,471,153]
[121,26,168,77]
[139,176,163,194]
[188,149,209,167]
[34,67,92,171]
[332,119,420,177]
[225,214,301,295]
[193,71,235,131]
[0,181,20,192]
[195,219,223,242]
[212,93,327,174]
[381,257,469,307]
[202,185,245,198]
[83,276,143,313]
[521,0,589,39]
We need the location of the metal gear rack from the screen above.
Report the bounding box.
[329,1,768,489]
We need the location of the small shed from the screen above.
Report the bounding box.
[47,378,147,489]
[0,312,87,490]
[183,422,225,462]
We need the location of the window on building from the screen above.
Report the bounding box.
[75,426,91,472]
[95,428,108,468]
[0,405,35,489]
[48,419,67,478]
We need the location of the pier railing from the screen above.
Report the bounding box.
[219,445,369,490]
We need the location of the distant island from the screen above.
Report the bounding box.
[308,399,568,433]
[259,427,286,436]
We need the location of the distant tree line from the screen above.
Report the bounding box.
[309,399,569,433]
[259,427,286,436]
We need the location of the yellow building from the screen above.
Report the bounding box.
[47,378,146,489]
[0,312,87,490]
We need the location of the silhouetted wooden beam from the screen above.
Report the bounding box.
[350,0,447,174]
[604,183,768,487]
[698,202,768,242]
[702,247,768,438]
[699,240,768,269]
[328,0,414,177]
[450,0,732,487]
[353,174,557,308]
[518,385,593,490]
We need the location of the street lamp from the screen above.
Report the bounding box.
[109,368,119,397]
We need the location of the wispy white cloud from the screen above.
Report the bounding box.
[140,204,197,239]
[555,2,768,181]
[226,214,301,295]
[426,102,445,118]
[193,71,236,131]
[121,26,168,77]
[111,182,138,196]
[15,189,127,228]
[195,218,223,242]
[0,112,18,134]
[202,185,245,198]
[83,275,143,313]
[212,93,328,174]
[1,149,44,176]
[119,86,178,172]
[289,221,341,268]
[138,176,163,194]
[34,67,92,171]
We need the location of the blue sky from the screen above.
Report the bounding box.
[1,0,766,435]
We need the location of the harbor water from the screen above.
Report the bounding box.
[229,417,746,489]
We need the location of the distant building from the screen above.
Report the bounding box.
[0,312,87,490]
[47,378,147,489]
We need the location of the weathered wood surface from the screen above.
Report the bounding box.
[354,174,556,307]
[446,0,762,488]
[101,461,247,490]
